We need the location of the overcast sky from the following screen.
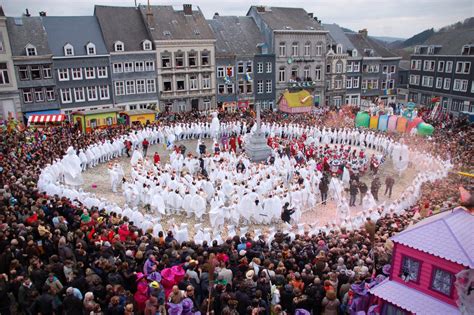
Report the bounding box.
[2,0,473,38]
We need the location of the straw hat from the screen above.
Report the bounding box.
[245,270,255,279]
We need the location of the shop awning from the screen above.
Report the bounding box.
[28,114,66,124]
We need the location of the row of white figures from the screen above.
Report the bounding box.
[37,123,451,243]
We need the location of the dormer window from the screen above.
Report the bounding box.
[86,42,96,55]
[336,44,343,54]
[352,49,358,57]
[428,46,435,55]
[461,45,474,55]
[25,43,37,56]
[114,41,124,52]
[64,43,74,56]
[142,40,152,51]
[414,46,420,54]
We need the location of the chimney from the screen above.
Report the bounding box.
[214,12,219,17]
[39,11,46,17]
[183,4,192,15]
[308,13,313,18]
[25,8,31,17]
[146,0,153,28]
[256,6,266,13]
[359,29,368,37]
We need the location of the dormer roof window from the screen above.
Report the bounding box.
[86,42,96,55]
[64,43,74,56]
[462,45,474,55]
[427,45,435,55]
[25,43,37,56]
[352,49,358,57]
[142,40,152,51]
[114,41,124,52]
[336,44,343,54]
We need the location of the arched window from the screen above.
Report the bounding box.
[279,42,286,57]
[292,42,299,57]
[114,41,124,52]
[63,43,74,56]
[278,66,286,82]
[142,40,152,51]
[336,61,343,73]
[336,44,343,54]
[291,66,298,80]
[352,49,358,57]
[303,66,311,81]
[86,42,96,55]
[304,42,311,56]
[316,42,323,56]
[25,43,37,56]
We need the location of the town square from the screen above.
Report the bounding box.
[0,1,473,315]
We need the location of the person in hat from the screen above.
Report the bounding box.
[384,175,395,198]
[217,261,233,286]
[349,179,359,207]
[319,175,330,205]
[134,272,149,312]
[321,290,340,315]
[281,202,295,224]
[348,282,370,314]
[370,177,381,201]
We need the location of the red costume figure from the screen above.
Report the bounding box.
[229,136,237,152]
[153,152,161,164]
[267,137,273,147]
[237,135,243,149]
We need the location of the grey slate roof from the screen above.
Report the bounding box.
[208,16,264,57]
[249,6,322,31]
[139,5,215,41]
[94,6,151,53]
[346,32,399,58]
[322,23,355,52]
[423,27,474,55]
[6,17,52,57]
[42,16,108,57]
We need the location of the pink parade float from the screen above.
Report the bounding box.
[355,102,435,136]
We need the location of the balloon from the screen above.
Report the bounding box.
[396,117,408,133]
[378,115,389,131]
[417,123,434,136]
[407,117,423,133]
[369,116,379,129]
[355,112,370,128]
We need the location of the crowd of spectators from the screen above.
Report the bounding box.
[0,107,471,315]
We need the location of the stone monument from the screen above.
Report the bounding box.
[245,103,272,162]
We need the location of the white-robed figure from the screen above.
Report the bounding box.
[78,149,88,171]
[342,166,351,188]
[191,192,206,221]
[210,111,220,139]
[329,175,344,203]
[108,163,124,193]
[130,149,143,167]
[362,191,378,211]
[61,147,84,188]
[336,195,351,221]
[392,141,410,176]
